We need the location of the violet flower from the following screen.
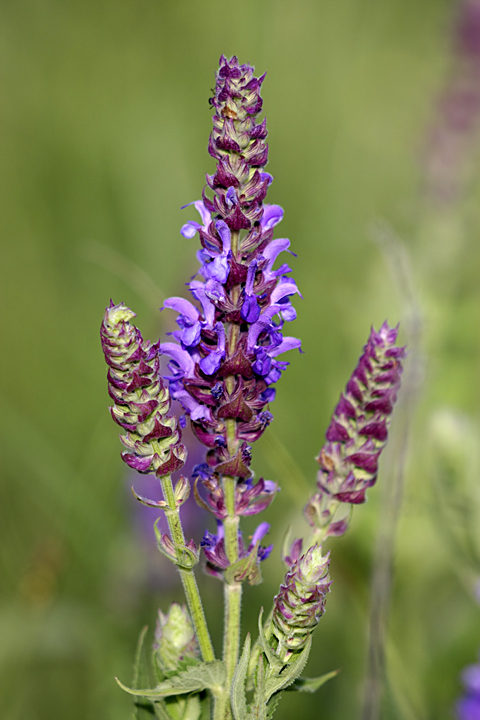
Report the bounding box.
[456,654,480,720]
[304,322,406,538]
[161,55,301,476]
[201,520,273,580]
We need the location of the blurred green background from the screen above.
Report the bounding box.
[2,0,480,718]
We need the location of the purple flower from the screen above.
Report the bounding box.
[456,655,480,720]
[304,322,406,536]
[194,470,278,519]
[160,56,302,478]
[200,519,273,579]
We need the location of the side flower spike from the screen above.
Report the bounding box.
[304,322,406,537]
[272,544,331,659]
[100,301,187,477]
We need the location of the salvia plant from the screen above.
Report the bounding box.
[100,55,406,720]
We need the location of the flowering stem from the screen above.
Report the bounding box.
[159,474,215,663]
[219,432,242,719]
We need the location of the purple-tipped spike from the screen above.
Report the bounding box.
[304,323,406,536]
[100,302,186,478]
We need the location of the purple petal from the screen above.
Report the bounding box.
[181,322,201,348]
[208,255,229,283]
[194,200,212,226]
[261,238,291,270]
[245,261,257,294]
[160,342,195,377]
[463,665,480,694]
[278,303,297,322]
[267,336,302,357]
[181,200,211,227]
[251,521,271,546]
[191,404,212,422]
[199,351,224,376]
[252,349,272,376]
[456,695,480,720]
[189,281,216,328]
[260,388,276,403]
[181,222,201,239]
[215,220,231,253]
[261,204,284,230]
[163,297,199,323]
[241,294,261,323]
[270,280,300,305]
[205,278,226,304]
[225,187,237,208]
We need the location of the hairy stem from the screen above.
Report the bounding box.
[159,474,215,663]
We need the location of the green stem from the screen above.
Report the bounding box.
[159,474,215,663]
[215,229,243,718]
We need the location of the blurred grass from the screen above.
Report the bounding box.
[1,0,480,718]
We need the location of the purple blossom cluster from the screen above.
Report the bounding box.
[456,654,480,720]
[160,55,300,478]
[304,323,406,537]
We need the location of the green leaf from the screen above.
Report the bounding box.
[132,626,156,720]
[245,655,267,720]
[286,669,339,693]
[264,636,312,701]
[117,661,226,699]
[231,634,251,720]
[256,610,282,672]
[152,701,173,720]
[133,626,152,690]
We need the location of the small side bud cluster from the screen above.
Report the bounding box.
[153,603,200,675]
[272,544,331,658]
[100,301,186,477]
[304,322,406,537]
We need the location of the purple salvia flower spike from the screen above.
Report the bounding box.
[161,55,301,480]
[304,322,406,537]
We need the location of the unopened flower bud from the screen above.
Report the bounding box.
[153,603,200,675]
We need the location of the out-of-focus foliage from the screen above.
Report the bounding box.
[1,0,480,718]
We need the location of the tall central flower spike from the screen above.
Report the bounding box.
[161,55,301,556]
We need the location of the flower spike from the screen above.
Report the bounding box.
[100,301,187,478]
[304,322,406,537]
